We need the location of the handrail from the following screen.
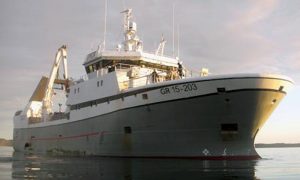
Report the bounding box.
[120,70,173,90]
[74,62,200,86]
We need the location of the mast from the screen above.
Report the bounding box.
[121,9,143,52]
[177,24,180,58]
[156,34,166,56]
[103,0,108,50]
[172,3,175,57]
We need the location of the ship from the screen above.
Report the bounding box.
[13,9,293,160]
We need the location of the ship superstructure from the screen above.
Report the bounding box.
[13,9,293,159]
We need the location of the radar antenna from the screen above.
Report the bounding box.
[121,9,143,52]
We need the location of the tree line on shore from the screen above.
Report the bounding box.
[0,138,12,146]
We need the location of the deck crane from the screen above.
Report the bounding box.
[42,45,69,119]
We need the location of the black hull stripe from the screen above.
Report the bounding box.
[16,88,286,130]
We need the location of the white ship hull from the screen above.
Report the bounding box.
[13,74,293,159]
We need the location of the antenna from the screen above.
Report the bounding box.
[172,3,175,57]
[121,0,126,10]
[103,0,108,50]
[177,24,180,58]
[156,34,166,56]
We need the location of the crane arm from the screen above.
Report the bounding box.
[42,45,68,113]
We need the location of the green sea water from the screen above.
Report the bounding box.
[0,146,300,179]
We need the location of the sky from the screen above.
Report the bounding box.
[0,0,299,143]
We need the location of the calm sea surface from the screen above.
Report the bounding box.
[0,146,300,179]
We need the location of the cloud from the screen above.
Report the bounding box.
[167,0,281,75]
[230,0,279,28]
[1,0,300,141]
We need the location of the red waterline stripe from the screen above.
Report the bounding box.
[98,155,261,160]
[31,132,103,141]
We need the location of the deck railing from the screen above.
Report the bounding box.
[74,62,201,88]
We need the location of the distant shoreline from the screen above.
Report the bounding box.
[1,139,300,148]
[0,139,12,146]
[255,143,300,148]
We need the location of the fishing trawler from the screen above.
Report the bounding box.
[13,9,293,159]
